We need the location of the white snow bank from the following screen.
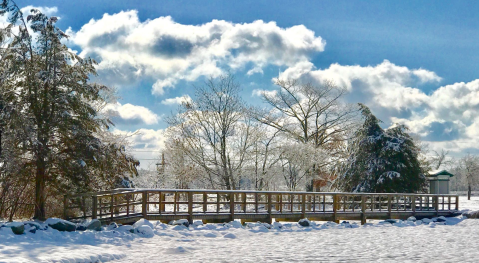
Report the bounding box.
[132,218,154,229]
[135,225,154,238]
[4,222,23,227]
[45,217,76,226]
[2,195,479,262]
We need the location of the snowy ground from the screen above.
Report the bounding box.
[1,195,479,263]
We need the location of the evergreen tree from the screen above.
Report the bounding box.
[0,1,138,219]
[338,104,426,193]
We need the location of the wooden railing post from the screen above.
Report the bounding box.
[387,195,392,219]
[307,195,312,212]
[110,194,114,220]
[229,192,235,222]
[267,193,272,224]
[126,193,130,216]
[92,196,97,219]
[142,191,147,218]
[455,195,459,210]
[279,194,283,212]
[81,196,86,218]
[360,195,366,225]
[411,195,416,215]
[63,195,68,219]
[433,195,439,216]
[333,194,338,223]
[188,192,194,224]
[242,193,247,213]
[301,194,306,219]
[203,193,207,213]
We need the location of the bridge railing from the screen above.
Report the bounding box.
[63,189,459,224]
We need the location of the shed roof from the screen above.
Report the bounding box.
[429,170,454,177]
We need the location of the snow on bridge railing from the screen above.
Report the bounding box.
[63,189,459,225]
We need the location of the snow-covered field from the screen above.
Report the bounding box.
[2,195,479,263]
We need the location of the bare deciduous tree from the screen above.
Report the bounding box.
[430,149,452,170]
[253,79,359,190]
[167,74,255,190]
[458,154,479,200]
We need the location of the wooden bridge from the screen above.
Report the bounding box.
[63,189,460,225]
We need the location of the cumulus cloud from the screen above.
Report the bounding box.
[66,11,325,95]
[276,59,479,150]
[103,102,159,125]
[252,89,277,98]
[59,8,479,155]
[279,60,439,112]
[161,95,192,106]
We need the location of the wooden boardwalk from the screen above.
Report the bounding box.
[64,189,460,225]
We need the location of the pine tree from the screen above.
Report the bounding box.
[338,104,426,193]
[0,1,138,219]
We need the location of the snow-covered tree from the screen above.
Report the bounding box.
[241,127,282,190]
[166,74,256,190]
[253,79,358,190]
[457,154,479,200]
[338,104,427,193]
[278,141,328,191]
[0,2,138,219]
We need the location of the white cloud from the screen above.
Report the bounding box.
[246,67,264,76]
[103,102,159,125]
[252,89,277,98]
[279,60,438,111]
[21,6,58,17]
[61,8,479,155]
[113,128,165,150]
[67,11,325,95]
[413,68,442,83]
[161,95,192,106]
[277,59,479,150]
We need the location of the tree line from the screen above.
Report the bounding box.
[134,74,430,195]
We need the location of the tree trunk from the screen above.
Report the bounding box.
[468,184,471,201]
[34,157,47,220]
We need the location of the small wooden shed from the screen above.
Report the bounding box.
[428,170,454,194]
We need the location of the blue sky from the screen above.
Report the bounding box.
[20,0,479,167]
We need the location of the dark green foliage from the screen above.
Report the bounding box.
[338,104,426,193]
[0,1,138,219]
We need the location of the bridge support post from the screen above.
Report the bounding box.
[301,194,306,219]
[188,192,193,224]
[229,192,235,222]
[361,196,366,225]
[387,195,392,219]
[92,196,97,219]
[63,195,68,220]
[434,196,439,216]
[411,195,416,216]
[333,194,338,223]
[267,193,272,224]
[142,192,147,219]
